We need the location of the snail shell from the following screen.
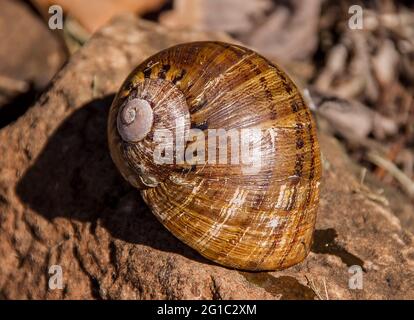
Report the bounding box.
[108,41,321,271]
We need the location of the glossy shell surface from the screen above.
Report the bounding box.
[108,41,321,270]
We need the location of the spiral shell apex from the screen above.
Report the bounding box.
[108,41,322,271]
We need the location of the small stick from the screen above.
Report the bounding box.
[323,277,329,300]
[367,151,414,198]
[360,168,367,186]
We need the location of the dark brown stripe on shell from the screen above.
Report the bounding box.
[277,98,317,268]
[278,72,293,95]
[258,76,277,119]
[172,69,186,84]
[192,120,209,131]
[291,100,303,113]
[158,64,171,79]
[143,67,153,79]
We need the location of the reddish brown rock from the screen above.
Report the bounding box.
[0,0,66,89]
[0,16,413,299]
[0,0,66,126]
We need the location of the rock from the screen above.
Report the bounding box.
[31,0,168,33]
[0,15,413,299]
[0,0,65,91]
[0,0,66,126]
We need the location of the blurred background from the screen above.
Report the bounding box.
[1,0,413,222]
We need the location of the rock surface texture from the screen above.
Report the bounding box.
[0,16,413,299]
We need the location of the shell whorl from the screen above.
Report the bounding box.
[117,98,154,143]
[108,41,322,271]
[110,77,191,188]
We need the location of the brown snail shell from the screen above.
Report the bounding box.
[108,41,321,271]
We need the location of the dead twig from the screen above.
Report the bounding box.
[367,151,414,199]
[305,275,329,300]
